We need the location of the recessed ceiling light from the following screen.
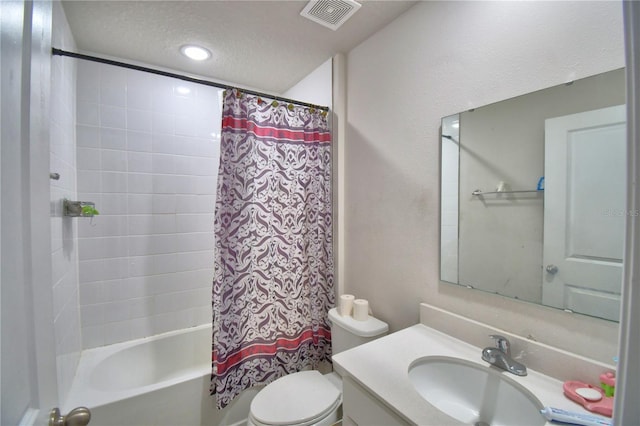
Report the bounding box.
[180,45,211,61]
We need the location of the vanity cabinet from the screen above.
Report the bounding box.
[342,376,408,426]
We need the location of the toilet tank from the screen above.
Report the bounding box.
[327,308,389,355]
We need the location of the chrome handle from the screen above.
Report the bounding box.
[489,334,511,356]
[546,264,559,274]
[49,407,91,426]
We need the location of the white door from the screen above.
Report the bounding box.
[542,105,626,321]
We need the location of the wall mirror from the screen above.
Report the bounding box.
[440,68,626,322]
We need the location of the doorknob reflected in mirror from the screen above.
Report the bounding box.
[49,407,91,426]
[546,264,559,274]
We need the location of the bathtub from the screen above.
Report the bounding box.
[64,324,259,426]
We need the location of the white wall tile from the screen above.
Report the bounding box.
[76,62,222,348]
[82,325,105,349]
[79,259,106,283]
[127,108,152,132]
[77,147,101,170]
[100,105,126,129]
[142,274,176,295]
[128,151,153,173]
[175,232,214,253]
[175,114,197,137]
[103,321,131,345]
[101,150,128,172]
[77,125,100,148]
[152,195,177,214]
[79,281,106,305]
[176,214,213,233]
[77,62,100,103]
[100,66,127,107]
[152,154,175,174]
[173,175,196,194]
[128,254,177,277]
[128,234,176,256]
[78,236,128,261]
[81,304,105,327]
[176,269,212,290]
[128,173,154,194]
[128,297,155,320]
[101,128,127,150]
[100,193,128,215]
[127,87,152,111]
[101,171,128,193]
[173,156,192,175]
[109,216,130,236]
[104,301,130,323]
[152,86,175,114]
[152,113,174,135]
[175,195,216,214]
[129,318,154,340]
[112,278,146,300]
[127,130,152,152]
[128,214,176,235]
[174,251,212,272]
[153,175,177,194]
[77,217,105,238]
[77,170,101,193]
[128,194,153,214]
[77,101,99,126]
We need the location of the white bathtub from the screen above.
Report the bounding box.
[64,324,259,426]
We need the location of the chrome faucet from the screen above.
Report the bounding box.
[481,334,527,376]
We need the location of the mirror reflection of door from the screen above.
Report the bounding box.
[543,105,626,321]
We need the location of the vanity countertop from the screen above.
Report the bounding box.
[332,324,608,425]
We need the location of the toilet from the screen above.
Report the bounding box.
[247,307,389,426]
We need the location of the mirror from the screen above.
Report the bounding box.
[440,68,626,322]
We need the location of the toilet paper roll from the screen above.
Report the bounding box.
[353,299,369,321]
[339,294,355,316]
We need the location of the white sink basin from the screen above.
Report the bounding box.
[408,356,545,426]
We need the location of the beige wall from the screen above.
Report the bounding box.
[343,0,624,363]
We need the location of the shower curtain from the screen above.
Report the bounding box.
[211,89,334,409]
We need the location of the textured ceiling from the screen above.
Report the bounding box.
[62,1,417,94]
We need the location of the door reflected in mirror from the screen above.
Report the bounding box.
[440,68,625,322]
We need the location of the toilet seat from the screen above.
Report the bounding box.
[249,371,341,426]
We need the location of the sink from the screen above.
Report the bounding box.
[408,356,545,426]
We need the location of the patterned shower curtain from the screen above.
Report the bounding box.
[211,89,335,409]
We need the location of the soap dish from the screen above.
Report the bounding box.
[563,381,613,417]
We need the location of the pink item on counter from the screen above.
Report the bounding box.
[563,381,614,417]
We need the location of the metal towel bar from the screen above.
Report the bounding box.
[472,189,542,196]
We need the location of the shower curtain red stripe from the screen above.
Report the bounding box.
[221,115,332,143]
[214,326,332,375]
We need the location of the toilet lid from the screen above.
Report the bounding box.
[251,371,341,426]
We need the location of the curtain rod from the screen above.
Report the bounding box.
[51,48,330,112]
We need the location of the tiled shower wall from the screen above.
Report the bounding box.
[76,60,222,348]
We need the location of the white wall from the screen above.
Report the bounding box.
[344,0,625,363]
[50,1,81,404]
[76,61,222,348]
[1,3,35,422]
[283,58,332,109]
[2,1,59,423]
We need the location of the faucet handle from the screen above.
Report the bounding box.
[489,334,511,356]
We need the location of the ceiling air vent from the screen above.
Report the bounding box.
[300,0,362,31]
